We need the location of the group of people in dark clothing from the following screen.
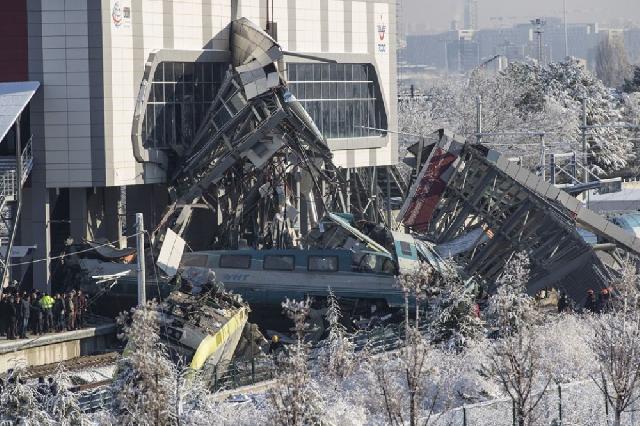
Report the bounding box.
[0,289,89,340]
[557,287,612,314]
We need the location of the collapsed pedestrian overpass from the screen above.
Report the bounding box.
[398,130,640,302]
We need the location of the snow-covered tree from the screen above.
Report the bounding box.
[587,259,640,426]
[267,298,322,425]
[111,301,177,426]
[46,364,86,425]
[318,289,355,379]
[0,367,52,424]
[486,251,540,335]
[483,252,551,426]
[623,66,640,93]
[424,268,483,351]
[401,59,635,176]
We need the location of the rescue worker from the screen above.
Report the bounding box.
[31,292,43,335]
[39,292,55,333]
[269,334,285,364]
[15,295,24,339]
[7,296,17,340]
[597,288,611,314]
[76,290,87,328]
[557,291,570,313]
[65,292,75,331]
[52,294,65,332]
[0,293,8,337]
[19,294,30,339]
[584,289,598,313]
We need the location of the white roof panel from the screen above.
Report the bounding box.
[0,81,40,142]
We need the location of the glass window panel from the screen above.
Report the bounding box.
[194,82,203,103]
[204,83,214,103]
[153,83,164,103]
[165,83,175,102]
[344,63,353,81]
[173,62,184,81]
[321,82,330,99]
[214,64,225,82]
[263,255,295,271]
[308,256,338,272]
[313,64,322,81]
[148,83,155,102]
[203,62,213,82]
[345,101,353,137]
[181,254,209,267]
[336,64,345,81]
[338,101,346,137]
[361,83,368,99]
[337,81,345,99]
[165,104,175,145]
[321,63,329,80]
[164,62,174,81]
[175,83,183,103]
[287,64,296,81]
[181,102,194,142]
[329,63,337,80]
[354,101,362,136]
[313,82,321,99]
[229,91,245,113]
[195,63,205,83]
[194,103,204,131]
[183,62,194,82]
[175,103,183,145]
[329,82,337,99]
[330,101,338,138]
[155,104,164,146]
[351,82,359,98]
[213,107,231,128]
[322,102,330,137]
[183,82,193,101]
[153,62,164,81]
[219,255,251,269]
[368,82,375,98]
[302,63,313,80]
[368,99,376,128]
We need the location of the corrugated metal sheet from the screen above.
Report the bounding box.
[0,81,39,142]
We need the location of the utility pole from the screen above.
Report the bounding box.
[136,213,146,306]
[539,133,546,181]
[582,99,588,184]
[563,0,569,58]
[386,166,392,229]
[476,95,483,144]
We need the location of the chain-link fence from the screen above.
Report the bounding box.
[428,379,640,425]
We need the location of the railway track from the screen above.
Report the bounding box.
[23,351,120,380]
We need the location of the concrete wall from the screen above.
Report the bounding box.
[0,324,116,373]
[28,0,397,190]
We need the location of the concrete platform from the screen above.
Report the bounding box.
[0,322,117,373]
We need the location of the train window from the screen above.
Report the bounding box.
[308,255,338,272]
[219,255,251,269]
[181,254,208,267]
[264,255,295,271]
[398,241,413,257]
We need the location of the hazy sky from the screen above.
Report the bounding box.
[402,0,640,34]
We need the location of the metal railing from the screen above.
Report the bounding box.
[428,379,640,426]
[21,136,33,185]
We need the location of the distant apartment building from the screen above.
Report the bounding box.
[405,18,640,74]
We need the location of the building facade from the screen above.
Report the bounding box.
[4,0,398,290]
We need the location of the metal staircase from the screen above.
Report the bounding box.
[0,136,33,286]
